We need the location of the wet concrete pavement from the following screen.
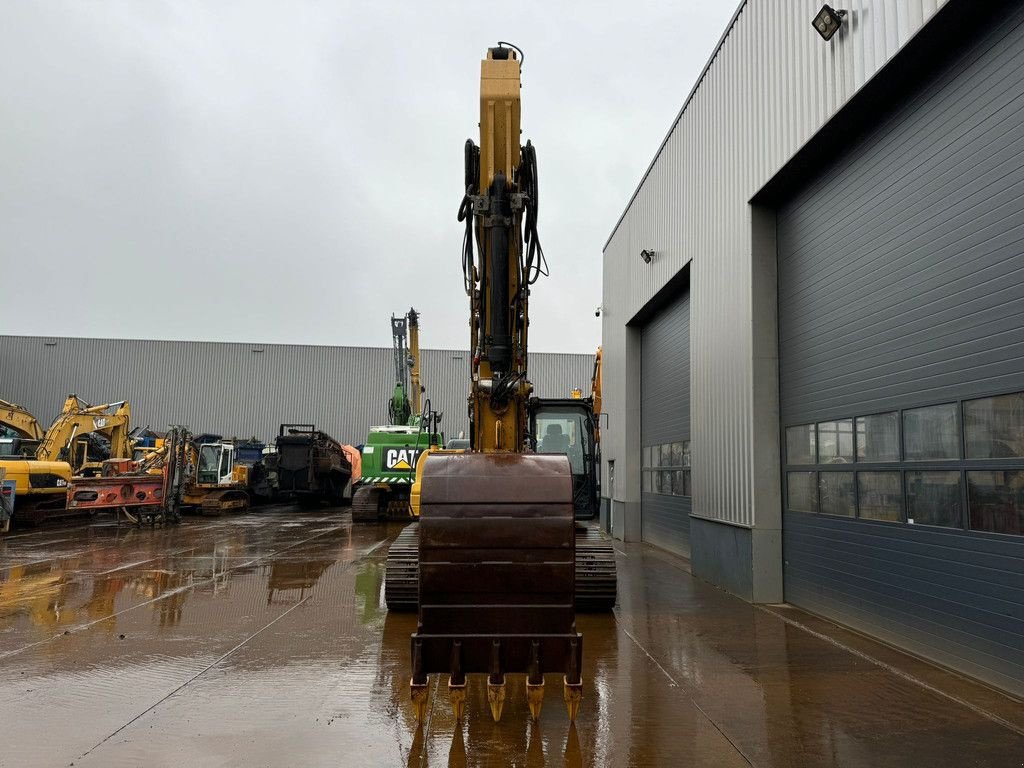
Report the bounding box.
[1,509,1022,767]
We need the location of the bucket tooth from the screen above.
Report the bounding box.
[410,678,429,722]
[487,641,506,722]
[486,678,507,722]
[526,679,545,721]
[448,678,467,720]
[563,676,582,722]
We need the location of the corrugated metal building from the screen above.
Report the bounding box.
[0,335,592,446]
[602,0,1024,698]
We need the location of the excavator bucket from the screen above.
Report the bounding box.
[410,452,583,722]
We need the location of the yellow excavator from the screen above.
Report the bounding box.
[0,396,133,526]
[389,44,615,725]
[0,398,45,444]
[37,396,133,475]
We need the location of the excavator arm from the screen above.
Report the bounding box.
[0,399,44,441]
[409,45,582,726]
[460,45,548,453]
[388,314,412,425]
[35,396,133,472]
[407,308,422,418]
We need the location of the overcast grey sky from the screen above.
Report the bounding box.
[1,1,734,353]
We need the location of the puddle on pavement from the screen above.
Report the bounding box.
[1,513,1022,767]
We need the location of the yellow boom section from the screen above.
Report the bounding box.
[0,399,44,441]
[469,47,532,454]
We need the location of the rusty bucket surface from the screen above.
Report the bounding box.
[411,452,582,706]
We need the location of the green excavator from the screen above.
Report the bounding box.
[351,308,443,522]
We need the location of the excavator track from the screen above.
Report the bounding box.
[200,489,249,516]
[384,522,617,612]
[351,485,380,522]
[384,524,420,610]
[574,525,618,612]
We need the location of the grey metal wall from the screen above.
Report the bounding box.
[601,0,951,532]
[0,336,592,447]
[778,5,1024,697]
[640,292,691,556]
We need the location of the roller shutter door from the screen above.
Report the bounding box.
[777,7,1024,697]
[640,291,691,557]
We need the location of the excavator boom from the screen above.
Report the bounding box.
[35,396,133,471]
[0,399,44,441]
[409,45,582,726]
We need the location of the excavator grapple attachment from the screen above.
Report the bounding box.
[410,452,583,722]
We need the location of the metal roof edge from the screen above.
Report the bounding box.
[0,333,591,358]
[602,0,750,252]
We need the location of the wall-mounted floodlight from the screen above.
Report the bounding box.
[812,5,846,41]
[251,348,265,354]
[640,249,655,264]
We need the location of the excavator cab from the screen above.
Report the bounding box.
[196,443,237,486]
[0,438,38,457]
[529,398,600,521]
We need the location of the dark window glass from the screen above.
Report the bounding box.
[968,470,1024,536]
[682,470,692,497]
[682,441,691,467]
[818,420,854,464]
[903,404,959,461]
[670,442,683,467]
[820,472,855,517]
[856,412,899,462]
[858,472,903,522]
[787,472,817,513]
[642,470,652,493]
[964,392,1024,459]
[906,471,961,528]
[786,425,816,465]
[652,470,663,494]
[643,446,652,469]
[661,470,676,495]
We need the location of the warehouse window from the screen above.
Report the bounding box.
[856,412,899,462]
[784,389,1024,538]
[857,472,903,522]
[967,470,1024,536]
[818,420,854,463]
[964,392,1024,459]
[907,471,961,528]
[904,403,959,461]
[642,441,691,497]
[786,425,816,465]
[820,472,855,516]
[787,472,817,513]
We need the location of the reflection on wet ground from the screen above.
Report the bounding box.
[1,510,1022,767]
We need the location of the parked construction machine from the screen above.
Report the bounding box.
[66,426,192,526]
[274,424,352,507]
[181,437,253,515]
[385,45,616,725]
[352,308,443,521]
[0,398,45,444]
[0,396,133,526]
[387,350,615,613]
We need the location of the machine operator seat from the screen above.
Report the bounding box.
[541,423,570,454]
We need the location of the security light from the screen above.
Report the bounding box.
[812,5,846,41]
[640,249,655,264]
